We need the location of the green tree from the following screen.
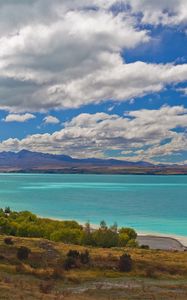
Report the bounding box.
[92,229,118,248]
[110,222,118,233]
[119,228,137,240]
[118,233,129,247]
[100,220,107,230]
[4,207,11,214]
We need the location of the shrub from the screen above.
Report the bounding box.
[119,228,137,240]
[127,239,138,248]
[92,229,119,248]
[4,237,14,245]
[67,250,80,259]
[17,246,31,260]
[50,229,82,244]
[140,244,150,250]
[80,250,90,264]
[81,232,94,245]
[63,256,76,270]
[118,254,133,272]
[100,220,107,230]
[4,207,11,214]
[118,233,129,247]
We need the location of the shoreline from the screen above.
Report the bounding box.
[137,231,187,247]
[38,214,187,250]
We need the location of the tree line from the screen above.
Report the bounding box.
[0,207,138,248]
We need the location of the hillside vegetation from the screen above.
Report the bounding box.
[0,235,186,299]
[0,208,137,248]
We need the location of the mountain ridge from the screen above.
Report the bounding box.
[0,149,186,174]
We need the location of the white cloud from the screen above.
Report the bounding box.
[43,115,60,124]
[178,87,187,95]
[0,106,187,163]
[0,1,186,112]
[126,0,187,26]
[3,113,35,122]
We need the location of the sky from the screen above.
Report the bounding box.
[0,0,187,164]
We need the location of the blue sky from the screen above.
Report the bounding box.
[0,0,187,164]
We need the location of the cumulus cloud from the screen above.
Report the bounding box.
[127,0,187,26]
[3,113,35,122]
[0,106,187,163]
[43,115,60,124]
[0,1,186,112]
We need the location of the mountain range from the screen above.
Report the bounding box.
[0,150,186,174]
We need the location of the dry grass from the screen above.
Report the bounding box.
[0,235,186,299]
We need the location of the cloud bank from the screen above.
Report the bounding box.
[1,106,187,163]
[0,0,187,112]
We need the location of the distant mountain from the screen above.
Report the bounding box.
[0,150,186,174]
[0,149,153,167]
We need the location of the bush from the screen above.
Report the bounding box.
[0,208,138,249]
[4,237,14,245]
[80,250,90,264]
[140,244,150,250]
[4,207,11,214]
[63,256,77,270]
[17,246,31,260]
[118,233,129,247]
[127,239,138,248]
[67,250,80,259]
[92,229,119,248]
[119,228,137,240]
[118,254,133,272]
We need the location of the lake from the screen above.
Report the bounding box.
[0,173,186,237]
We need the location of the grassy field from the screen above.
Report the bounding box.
[0,235,186,299]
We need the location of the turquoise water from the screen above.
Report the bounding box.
[0,173,186,237]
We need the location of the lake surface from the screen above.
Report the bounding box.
[0,173,186,237]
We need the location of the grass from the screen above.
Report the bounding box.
[0,235,186,299]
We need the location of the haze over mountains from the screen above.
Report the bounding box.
[0,150,186,174]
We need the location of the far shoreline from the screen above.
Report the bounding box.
[1,171,187,175]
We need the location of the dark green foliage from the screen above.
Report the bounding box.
[17,246,31,260]
[118,253,133,272]
[4,207,11,214]
[4,237,14,245]
[81,231,94,245]
[119,228,137,240]
[100,220,107,230]
[92,228,119,248]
